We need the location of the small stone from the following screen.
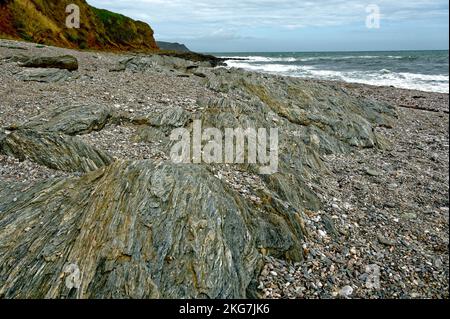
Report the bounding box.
[339,285,353,298]
[343,202,352,210]
[433,258,443,269]
[318,230,327,237]
[377,234,396,246]
[285,275,295,283]
[365,168,382,177]
[310,134,320,146]
[402,213,417,220]
[257,281,264,290]
[332,203,340,210]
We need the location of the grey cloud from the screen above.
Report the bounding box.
[87,0,448,42]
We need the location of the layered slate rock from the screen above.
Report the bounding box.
[116,55,222,75]
[1,104,115,173]
[204,68,396,153]
[20,55,79,71]
[0,161,262,298]
[122,55,199,75]
[0,56,398,299]
[17,68,74,83]
[0,129,113,173]
[1,53,30,63]
[22,104,113,136]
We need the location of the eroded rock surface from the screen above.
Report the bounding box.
[0,129,112,173]
[21,104,113,135]
[20,55,79,71]
[17,68,74,83]
[1,40,447,299]
[0,161,260,298]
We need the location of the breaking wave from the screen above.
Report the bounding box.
[221,52,449,93]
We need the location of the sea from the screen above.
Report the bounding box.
[215,50,449,93]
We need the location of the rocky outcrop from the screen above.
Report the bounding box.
[159,51,226,67]
[20,55,78,71]
[21,104,113,135]
[0,161,262,298]
[0,52,398,299]
[114,54,225,75]
[17,68,74,83]
[6,54,79,82]
[0,129,112,173]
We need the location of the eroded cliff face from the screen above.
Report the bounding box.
[0,45,398,298]
[0,0,158,51]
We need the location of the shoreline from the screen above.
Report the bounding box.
[2,38,448,96]
[0,39,448,299]
[223,66,450,96]
[217,51,449,95]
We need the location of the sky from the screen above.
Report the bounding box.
[87,0,449,52]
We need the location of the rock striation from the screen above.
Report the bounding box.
[0,42,408,299]
[20,55,79,71]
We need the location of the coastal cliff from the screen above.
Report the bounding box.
[157,41,191,52]
[0,0,158,51]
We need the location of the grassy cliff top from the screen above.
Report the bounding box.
[0,0,159,52]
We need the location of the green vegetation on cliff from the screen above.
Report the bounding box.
[0,0,158,51]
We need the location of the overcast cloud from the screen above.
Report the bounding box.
[87,0,449,52]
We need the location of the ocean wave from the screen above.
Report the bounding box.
[226,61,304,72]
[303,69,449,93]
[222,56,298,63]
[223,55,407,63]
[224,60,449,93]
[297,55,404,62]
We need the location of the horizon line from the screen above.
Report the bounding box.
[203,48,449,54]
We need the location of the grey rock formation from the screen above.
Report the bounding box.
[204,68,396,153]
[0,54,398,299]
[22,104,113,136]
[0,161,262,298]
[17,68,74,83]
[2,54,30,63]
[20,55,79,71]
[111,54,224,74]
[122,55,202,75]
[0,129,113,173]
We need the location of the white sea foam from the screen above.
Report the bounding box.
[297,55,403,62]
[225,60,304,73]
[224,60,449,93]
[221,56,298,63]
[303,69,449,93]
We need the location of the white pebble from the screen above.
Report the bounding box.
[318,230,327,237]
[339,285,354,298]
